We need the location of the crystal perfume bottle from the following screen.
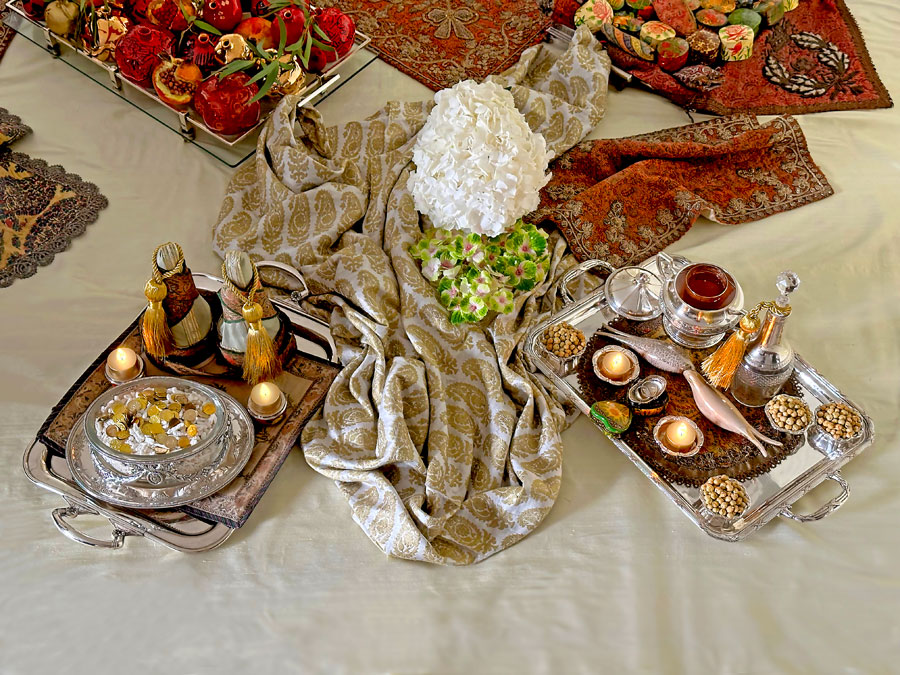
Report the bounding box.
[730,271,800,407]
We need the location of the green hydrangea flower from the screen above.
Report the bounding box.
[410,220,550,324]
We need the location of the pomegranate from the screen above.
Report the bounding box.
[22,0,47,20]
[185,32,218,72]
[269,6,306,48]
[315,7,355,62]
[194,73,261,135]
[152,58,203,108]
[115,24,176,85]
[146,0,197,32]
[200,0,242,33]
[235,16,275,49]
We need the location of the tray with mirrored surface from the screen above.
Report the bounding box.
[524,257,874,541]
[2,0,377,166]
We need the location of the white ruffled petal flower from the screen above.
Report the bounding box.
[408,80,552,238]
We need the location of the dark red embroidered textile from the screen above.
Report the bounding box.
[0,0,14,64]
[316,0,551,91]
[605,0,891,115]
[531,115,832,266]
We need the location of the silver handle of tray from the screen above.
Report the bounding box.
[559,259,616,305]
[778,471,850,523]
[256,260,311,303]
[52,504,129,549]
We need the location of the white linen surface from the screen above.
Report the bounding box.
[1,7,898,670]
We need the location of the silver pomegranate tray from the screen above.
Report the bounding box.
[2,0,375,167]
[524,258,875,542]
[23,261,339,552]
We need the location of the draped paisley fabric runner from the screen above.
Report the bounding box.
[316,0,551,91]
[213,27,610,564]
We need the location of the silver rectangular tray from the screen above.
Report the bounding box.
[2,0,374,166]
[23,262,338,552]
[524,258,875,541]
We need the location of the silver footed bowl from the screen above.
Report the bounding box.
[82,376,229,489]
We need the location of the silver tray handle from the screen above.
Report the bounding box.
[52,503,129,549]
[559,259,615,305]
[779,471,850,523]
[256,260,310,303]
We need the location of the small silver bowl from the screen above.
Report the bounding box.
[83,376,229,488]
[652,415,704,457]
[592,346,640,386]
[808,402,865,458]
[764,394,811,436]
[699,475,750,522]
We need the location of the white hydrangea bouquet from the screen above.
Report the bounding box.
[407,80,553,325]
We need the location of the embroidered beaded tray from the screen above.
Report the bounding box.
[524,256,875,542]
[23,262,341,552]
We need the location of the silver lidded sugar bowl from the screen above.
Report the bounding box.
[655,252,745,349]
[82,376,230,489]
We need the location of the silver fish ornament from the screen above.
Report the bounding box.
[598,326,782,456]
[596,328,693,373]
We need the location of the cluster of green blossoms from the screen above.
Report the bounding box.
[410,220,550,324]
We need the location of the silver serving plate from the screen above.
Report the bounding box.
[524,258,875,542]
[69,387,255,508]
[23,261,338,552]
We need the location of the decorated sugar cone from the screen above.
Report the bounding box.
[141,242,216,368]
[217,250,293,384]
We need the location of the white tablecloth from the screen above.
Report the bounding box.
[1,8,899,670]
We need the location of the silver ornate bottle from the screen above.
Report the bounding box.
[730,271,800,407]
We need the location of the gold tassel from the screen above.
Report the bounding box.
[701,309,763,389]
[241,300,282,384]
[142,278,173,359]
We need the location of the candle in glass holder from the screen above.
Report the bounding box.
[666,420,696,450]
[248,381,286,422]
[105,347,143,384]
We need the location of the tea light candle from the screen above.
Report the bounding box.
[593,346,640,386]
[652,415,704,457]
[104,347,143,384]
[601,351,631,379]
[248,381,287,423]
[250,382,282,416]
[666,420,696,450]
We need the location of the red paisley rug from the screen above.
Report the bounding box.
[603,0,891,115]
[316,0,551,91]
[530,114,833,266]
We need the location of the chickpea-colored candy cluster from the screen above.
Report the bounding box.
[765,394,811,433]
[816,402,862,440]
[700,475,749,519]
[542,322,586,359]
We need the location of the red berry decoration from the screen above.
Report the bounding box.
[316,7,355,62]
[152,58,203,109]
[270,7,306,48]
[201,0,242,32]
[194,73,261,135]
[115,24,176,85]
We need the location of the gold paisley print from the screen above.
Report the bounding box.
[212,27,611,565]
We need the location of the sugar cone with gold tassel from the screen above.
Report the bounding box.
[241,300,281,384]
[701,303,765,389]
[142,277,173,359]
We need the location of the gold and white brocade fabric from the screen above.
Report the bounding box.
[212,27,611,564]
